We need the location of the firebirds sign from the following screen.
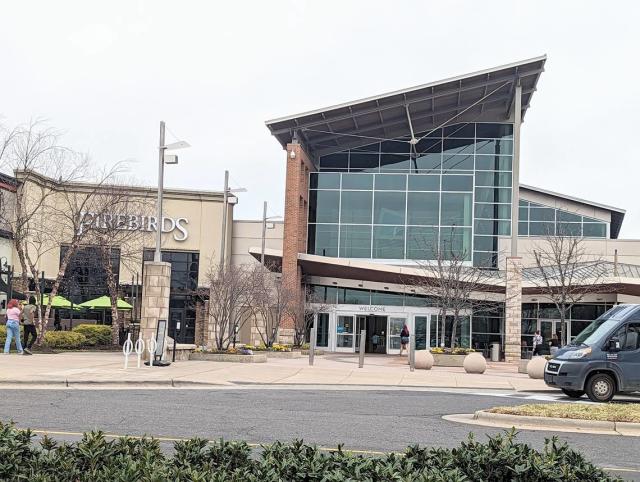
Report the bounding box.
[78,212,189,241]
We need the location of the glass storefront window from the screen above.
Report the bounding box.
[408,175,440,191]
[406,226,438,259]
[519,199,609,239]
[340,191,372,224]
[414,153,442,173]
[375,174,406,190]
[407,192,439,225]
[374,191,406,224]
[440,227,472,260]
[310,172,340,189]
[349,153,379,172]
[475,155,512,171]
[319,153,349,170]
[440,193,472,226]
[337,315,354,348]
[475,123,513,139]
[338,288,371,305]
[441,175,473,191]
[370,291,404,306]
[583,223,606,237]
[339,225,372,258]
[372,226,405,259]
[475,171,512,187]
[380,154,411,171]
[309,190,340,223]
[342,173,373,190]
[308,224,339,257]
[314,313,330,347]
[475,139,513,155]
[442,154,474,171]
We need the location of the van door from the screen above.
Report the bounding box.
[616,322,640,390]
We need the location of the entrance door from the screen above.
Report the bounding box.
[387,317,407,354]
[336,315,355,351]
[539,320,569,351]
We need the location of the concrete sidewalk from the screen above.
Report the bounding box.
[0,352,550,391]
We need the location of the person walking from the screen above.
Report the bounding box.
[532,330,543,356]
[22,296,38,354]
[399,323,410,356]
[3,299,24,355]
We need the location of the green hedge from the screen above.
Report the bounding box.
[43,331,87,349]
[0,423,619,481]
[72,324,112,346]
[0,326,5,345]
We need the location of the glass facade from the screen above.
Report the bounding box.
[518,200,608,238]
[308,122,513,267]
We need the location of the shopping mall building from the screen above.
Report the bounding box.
[4,55,640,361]
[262,55,640,361]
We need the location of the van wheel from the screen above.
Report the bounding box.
[561,389,585,399]
[585,373,616,402]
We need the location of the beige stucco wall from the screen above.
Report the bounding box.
[231,220,284,267]
[12,171,231,287]
[499,236,640,268]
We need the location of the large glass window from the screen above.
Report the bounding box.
[374,191,406,224]
[372,226,405,259]
[340,225,371,258]
[340,191,372,224]
[518,200,608,239]
[309,122,515,267]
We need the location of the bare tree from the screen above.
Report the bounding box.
[82,184,154,344]
[289,285,330,347]
[249,264,298,348]
[205,263,257,351]
[524,226,607,345]
[409,232,502,349]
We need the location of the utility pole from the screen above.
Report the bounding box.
[155,121,166,262]
[220,170,229,267]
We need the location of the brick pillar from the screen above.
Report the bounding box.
[140,261,171,360]
[279,142,314,344]
[504,256,523,363]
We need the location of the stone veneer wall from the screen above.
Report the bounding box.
[504,256,523,363]
[139,261,171,360]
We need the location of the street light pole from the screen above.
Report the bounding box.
[261,201,267,265]
[220,170,229,267]
[154,121,166,262]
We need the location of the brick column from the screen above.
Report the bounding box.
[279,142,314,343]
[140,261,171,360]
[504,256,523,363]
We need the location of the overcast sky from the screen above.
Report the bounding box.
[2,1,639,236]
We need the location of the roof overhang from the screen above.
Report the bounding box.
[266,56,546,159]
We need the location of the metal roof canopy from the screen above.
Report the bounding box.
[266,56,546,159]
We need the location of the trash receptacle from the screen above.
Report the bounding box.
[490,342,500,362]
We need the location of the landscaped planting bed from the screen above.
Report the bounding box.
[0,422,620,481]
[488,403,640,423]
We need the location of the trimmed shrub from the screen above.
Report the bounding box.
[0,423,621,481]
[72,324,112,346]
[43,331,87,349]
[0,325,5,345]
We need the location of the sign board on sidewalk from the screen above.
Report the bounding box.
[155,319,167,360]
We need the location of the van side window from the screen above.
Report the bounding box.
[623,323,640,351]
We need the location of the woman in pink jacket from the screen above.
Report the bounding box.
[3,299,24,355]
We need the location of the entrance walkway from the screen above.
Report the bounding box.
[0,352,548,391]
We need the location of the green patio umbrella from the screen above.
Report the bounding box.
[79,295,133,310]
[39,294,75,308]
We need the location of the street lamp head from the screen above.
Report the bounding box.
[228,187,247,193]
[163,154,179,165]
[163,140,191,151]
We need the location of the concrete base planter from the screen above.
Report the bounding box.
[527,356,547,379]
[171,344,196,361]
[463,352,487,374]
[264,351,302,359]
[301,349,325,356]
[432,353,466,367]
[189,352,267,363]
[415,350,434,370]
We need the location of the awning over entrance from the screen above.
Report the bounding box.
[266,56,546,159]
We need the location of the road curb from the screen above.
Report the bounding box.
[474,410,640,435]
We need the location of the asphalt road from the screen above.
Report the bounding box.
[0,388,638,480]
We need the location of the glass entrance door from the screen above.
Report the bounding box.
[539,320,568,350]
[336,315,354,351]
[387,317,407,354]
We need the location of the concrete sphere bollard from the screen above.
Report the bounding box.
[527,356,547,379]
[463,352,487,374]
[415,350,434,370]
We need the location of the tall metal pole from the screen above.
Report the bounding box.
[261,201,267,265]
[358,330,366,368]
[409,334,416,372]
[219,170,229,267]
[154,121,166,262]
[309,315,317,366]
[510,82,522,258]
